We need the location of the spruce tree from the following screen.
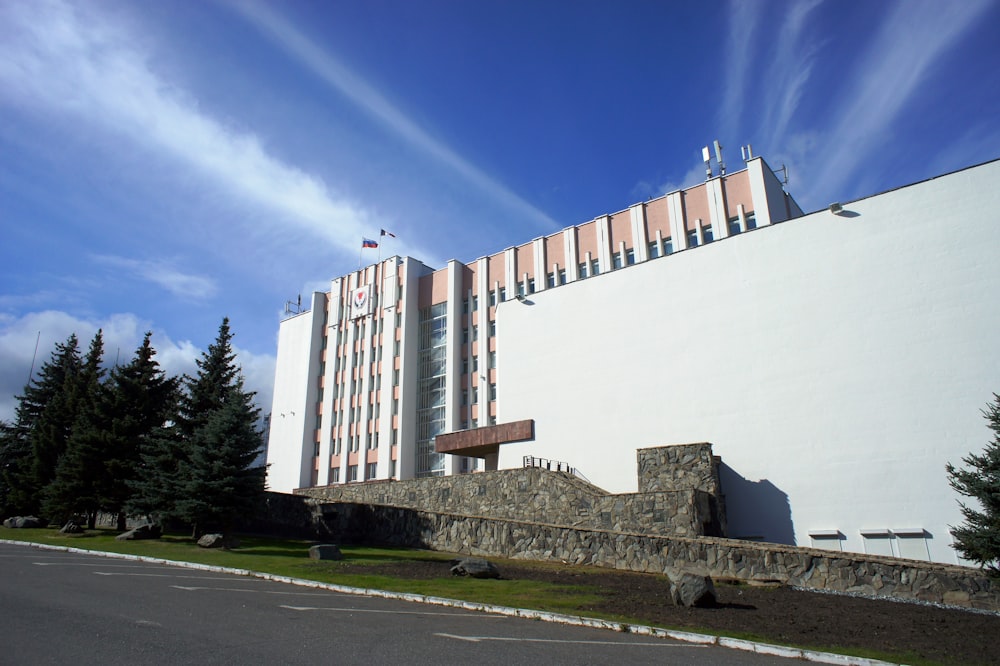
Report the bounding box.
[132,318,265,541]
[42,331,108,526]
[102,333,179,530]
[3,334,83,517]
[947,393,1000,574]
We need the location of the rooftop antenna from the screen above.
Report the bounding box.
[702,146,712,180]
[713,140,725,176]
[27,330,40,383]
[283,294,303,316]
[741,144,754,161]
[774,164,789,186]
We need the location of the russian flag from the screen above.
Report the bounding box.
[362,238,378,249]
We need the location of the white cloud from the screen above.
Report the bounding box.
[93,255,218,300]
[803,0,991,203]
[718,0,762,141]
[232,0,559,234]
[0,0,378,258]
[0,311,275,423]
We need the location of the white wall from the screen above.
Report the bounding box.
[497,160,1000,564]
[266,295,324,493]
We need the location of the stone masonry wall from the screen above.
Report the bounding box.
[307,501,1000,612]
[299,466,718,538]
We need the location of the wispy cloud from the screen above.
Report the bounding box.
[0,0,379,258]
[231,1,559,233]
[805,0,991,202]
[757,0,824,152]
[93,255,218,300]
[718,0,762,142]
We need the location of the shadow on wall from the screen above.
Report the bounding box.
[718,463,795,545]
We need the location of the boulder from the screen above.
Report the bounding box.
[308,544,343,561]
[450,557,501,579]
[115,523,162,541]
[59,521,84,534]
[667,571,717,608]
[197,533,226,548]
[4,516,45,529]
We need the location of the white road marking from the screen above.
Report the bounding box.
[434,633,706,647]
[172,586,346,596]
[95,572,265,580]
[33,562,178,568]
[280,605,502,617]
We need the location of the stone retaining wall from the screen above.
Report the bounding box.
[299,443,725,538]
[308,501,999,612]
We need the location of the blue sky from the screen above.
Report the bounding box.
[2,0,999,420]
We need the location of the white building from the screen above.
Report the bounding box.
[267,152,1000,565]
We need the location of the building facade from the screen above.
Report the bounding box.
[267,154,798,492]
[267,152,1000,565]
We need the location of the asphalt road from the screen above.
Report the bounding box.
[0,542,788,665]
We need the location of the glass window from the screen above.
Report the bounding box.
[366,462,377,479]
[472,295,479,311]
[527,278,535,294]
[578,262,588,279]
[626,248,635,265]
[489,291,497,307]
[687,229,699,248]
[648,241,660,259]
[331,468,340,483]
[613,253,623,270]
[547,272,556,288]
[728,216,742,235]
[348,465,358,482]
[703,225,714,243]
[745,213,757,230]
[591,259,600,275]
[488,320,496,337]
[489,351,496,368]
[558,269,567,285]
[499,287,506,302]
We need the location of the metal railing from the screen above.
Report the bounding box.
[523,455,576,476]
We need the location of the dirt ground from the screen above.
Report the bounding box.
[335,558,1000,665]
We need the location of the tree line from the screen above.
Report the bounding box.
[0,318,265,542]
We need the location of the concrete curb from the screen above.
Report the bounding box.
[2,540,900,665]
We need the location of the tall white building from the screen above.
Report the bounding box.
[267,152,1000,565]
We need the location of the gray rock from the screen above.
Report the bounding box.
[4,516,45,529]
[668,571,716,607]
[450,557,501,579]
[197,533,226,548]
[59,521,84,534]
[308,544,343,560]
[115,523,162,541]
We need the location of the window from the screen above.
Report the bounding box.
[393,368,399,386]
[591,259,600,275]
[745,212,757,230]
[331,467,340,483]
[471,295,479,311]
[499,287,506,302]
[462,299,469,314]
[728,216,742,235]
[558,269,566,285]
[578,262,588,279]
[648,241,660,259]
[462,389,469,406]
[391,429,398,446]
[471,386,478,403]
[472,325,478,341]
[488,320,496,337]
[392,398,399,415]
[462,327,469,344]
[489,383,497,401]
[687,229,699,248]
[527,278,535,294]
[626,248,635,265]
[894,528,930,561]
[860,529,894,557]
[366,462,377,479]
[488,350,496,368]
[613,253,623,270]
[517,282,526,297]
[313,441,320,457]
[547,272,556,288]
[471,356,478,371]
[348,465,358,482]
[489,291,497,307]
[389,459,396,478]
[703,225,714,243]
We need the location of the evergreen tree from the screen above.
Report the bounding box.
[101,333,178,530]
[948,393,1000,575]
[174,382,266,544]
[2,334,83,516]
[131,318,265,541]
[41,331,108,526]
